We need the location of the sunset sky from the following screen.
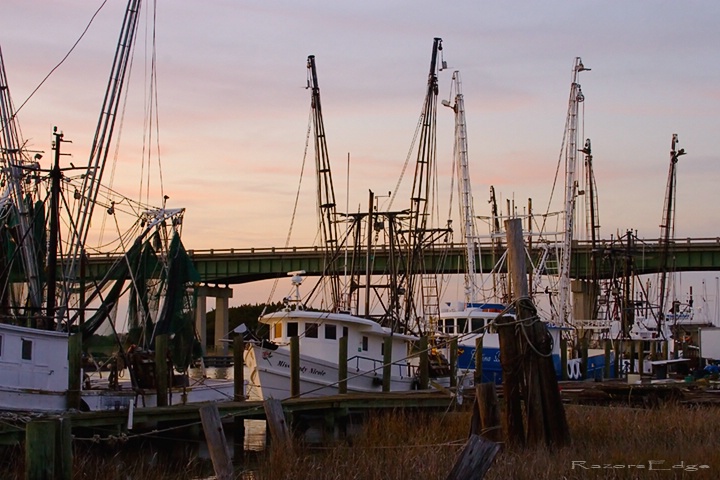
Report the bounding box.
[3,1,720,306]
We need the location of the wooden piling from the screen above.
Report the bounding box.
[475,383,501,442]
[57,418,72,480]
[232,334,245,463]
[446,434,500,480]
[496,315,524,447]
[290,336,300,397]
[419,336,429,390]
[383,336,392,392]
[449,337,458,389]
[504,218,569,448]
[638,340,645,375]
[67,333,82,410]
[580,334,589,380]
[155,334,169,407]
[263,398,293,451]
[338,336,348,394]
[233,335,245,401]
[604,339,612,379]
[25,419,57,480]
[199,405,233,480]
[560,337,568,381]
[475,336,483,384]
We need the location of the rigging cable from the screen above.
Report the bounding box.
[0,0,110,136]
[263,108,313,307]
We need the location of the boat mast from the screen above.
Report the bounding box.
[443,71,479,306]
[558,57,589,326]
[61,0,143,328]
[405,37,445,334]
[0,45,43,318]
[307,55,341,311]
[657,134,685,333]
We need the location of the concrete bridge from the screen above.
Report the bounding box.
[181,237,720,284]
[84,237,720,354]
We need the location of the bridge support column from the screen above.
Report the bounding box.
[572,279,598,323]
[195,285,234,355]
[196,294,207,354]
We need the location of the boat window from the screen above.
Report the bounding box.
[445,319,455,334]
[381,341,384,356]
[457,318,467,334]
[471,318,485,332]
[362,336,368,351]
[274,323,282,339]
[342,326,348,338]
[325,324,337,340]
[305,323,319,338]
[21,339,32,361]
[287,322,298,338]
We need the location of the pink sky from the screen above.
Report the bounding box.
[3,1,720,307]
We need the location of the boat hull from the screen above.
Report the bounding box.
[245,343,417,400]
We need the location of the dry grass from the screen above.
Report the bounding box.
[2,404,719,479]
[255,404,720,480]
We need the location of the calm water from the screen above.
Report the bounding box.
[188,365,267,452]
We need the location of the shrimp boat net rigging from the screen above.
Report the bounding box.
[0,0,203,375]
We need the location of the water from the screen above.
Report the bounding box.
[188,365,267,452]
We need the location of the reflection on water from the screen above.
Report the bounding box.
[189,365,267,452]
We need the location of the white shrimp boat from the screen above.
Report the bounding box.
[245,306,420,400]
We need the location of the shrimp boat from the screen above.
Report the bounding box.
[244,273,422,400]
[433,62,612,386]
[245,40,456,400]
[0,1,234,412]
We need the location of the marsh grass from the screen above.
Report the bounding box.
[254,405,720,480]
[2,404,719,479]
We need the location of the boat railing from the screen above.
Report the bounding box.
[347,354,417,379]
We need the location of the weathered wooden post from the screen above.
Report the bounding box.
[474,336,483,384]
[25,419,57,480]
[505,218,569,447]
[382,336,392,392]
[155,333,169,407]
[475,383,501,442]
[338,335,348,394]
[614,339,622,378]
[604,338,612,379]
[290,336,300,397]
[580,334,589,379]
[232,334,245,463]
[57,418,72,480]
[200,405,233,480]
[449,337,458,389]
[560,336,568,381]
[638,340,645,376]
[263,398,293,452]
[419,336,429,390]
[67,333,82,410]
[233,334,245,401]
[446,435,500,480]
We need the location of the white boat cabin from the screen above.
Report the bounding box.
[260,309,416,368]
[437,308,501,336]
[0,322,69,393]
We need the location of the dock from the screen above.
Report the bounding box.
[0,390,458,446]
